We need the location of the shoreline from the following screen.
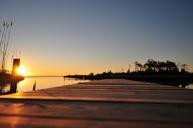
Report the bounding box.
[65,74,193,87]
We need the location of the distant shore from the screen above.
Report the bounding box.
[65,59,193,87]
[64,73,193,87]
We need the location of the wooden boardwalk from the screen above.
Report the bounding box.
[0,79,193,128]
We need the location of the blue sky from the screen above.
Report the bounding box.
[1,0,193,75]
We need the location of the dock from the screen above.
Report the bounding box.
[0,79,193,128]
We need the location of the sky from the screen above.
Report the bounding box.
[0,0,193,75]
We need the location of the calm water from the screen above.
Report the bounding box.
[17,77,90,92]
[0,77,89,95]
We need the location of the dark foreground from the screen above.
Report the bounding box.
[0,79,193,128]
[0,72,24,83]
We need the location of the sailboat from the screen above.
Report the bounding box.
[0,20,24,83]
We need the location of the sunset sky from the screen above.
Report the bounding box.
[1,0,193,76]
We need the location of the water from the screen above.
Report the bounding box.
[0,77,89,95]
[17,76,90,92]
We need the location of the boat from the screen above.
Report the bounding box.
[0,20,24,83]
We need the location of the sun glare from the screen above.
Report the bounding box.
[17,65,27,76]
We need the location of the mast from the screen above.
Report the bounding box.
[0,20,13,72]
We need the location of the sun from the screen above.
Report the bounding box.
[17,65,27,76]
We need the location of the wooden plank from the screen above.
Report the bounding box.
[0,79,193,128]
[0,101,193,121]
[0,101,193,128]
[1,116,193,128]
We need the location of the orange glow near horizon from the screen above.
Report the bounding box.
[17,65,28,76]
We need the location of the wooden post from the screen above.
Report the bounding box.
[12,58,20,75]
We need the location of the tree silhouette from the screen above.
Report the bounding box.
[135,61,143,72]
[144,59,157,72]
[181,64,188,73]
[135,59,180,73]
[166,61,179,72]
